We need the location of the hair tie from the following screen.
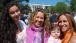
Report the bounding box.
[54,22,58,25]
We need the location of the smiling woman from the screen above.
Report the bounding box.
[9,4,21,21]
[26,8,50,43]
[57,13,76,43]
[0,2,27,43]
[33,11,44,27]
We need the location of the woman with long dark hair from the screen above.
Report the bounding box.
[0,2,27,43]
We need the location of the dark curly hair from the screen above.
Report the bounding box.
[0,2,20,43]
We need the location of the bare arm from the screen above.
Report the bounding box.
[69,35,76,43]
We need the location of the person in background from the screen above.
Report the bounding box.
[49,10,58,23]
[24,17,28,25]
[73,12,76,22]
[26,8,50,43]
[0,2,27,43]
[47,22,61,43]
[20,14,25,22]
[63,11,74,17]
[57,13,76,43]
[24,14,29,25]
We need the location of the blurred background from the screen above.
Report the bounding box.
[0,0,76,24]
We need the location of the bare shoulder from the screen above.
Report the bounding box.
[69,35,76,43]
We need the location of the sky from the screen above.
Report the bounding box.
[22,0,70,6]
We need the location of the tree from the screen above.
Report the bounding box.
[25,0,29,2]
[0,0,29,12]
[50,6,56,12]
[65,0,70,2]
[0,0,29,6]
[70,0,76,12]
[66,6,71,12]
[20,4,31,14]
[56,2,67,13]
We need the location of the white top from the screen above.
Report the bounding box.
[16,20,27,43]
[74,16,76,21]
[47,36,61,43]
[24,19,28,25]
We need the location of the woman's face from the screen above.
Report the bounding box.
[33,12,44,27]
[58,15,70,33]
[9,5,21,21]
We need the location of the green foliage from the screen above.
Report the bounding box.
[66,6,71,12]
[50,6,56,11]
[20,4,31,14]
[56,2,67,13]
[70,0,76,12]
[0,0,29,13]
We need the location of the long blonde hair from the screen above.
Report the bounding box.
[29,8,50,35]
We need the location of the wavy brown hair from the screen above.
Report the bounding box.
[57,13,76,32]
[57,13,76,40]
[29,8,50,35]
[0,2,19,43]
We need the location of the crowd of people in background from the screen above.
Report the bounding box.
[0,2,76,43]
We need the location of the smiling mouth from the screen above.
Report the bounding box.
[15,16,20,20]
